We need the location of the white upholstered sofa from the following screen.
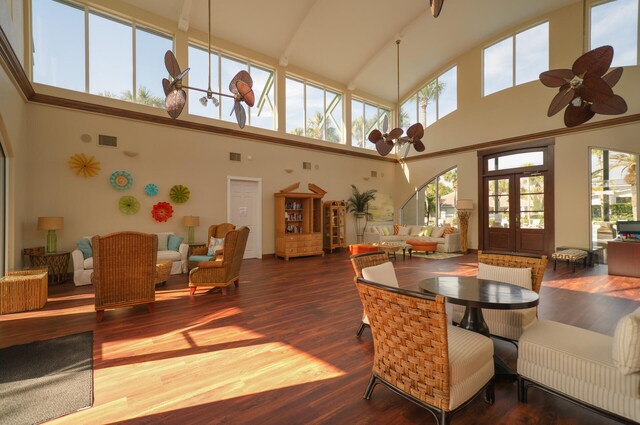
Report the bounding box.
[71,232,188,286]
[363,223,460,253]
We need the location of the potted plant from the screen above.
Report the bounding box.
[346,185,377,243]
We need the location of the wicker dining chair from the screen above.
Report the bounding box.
[91,231,158,323]
[350,251,392,337]
[189,226,249,296]
[451,250,548,343]
[356,277,495,425]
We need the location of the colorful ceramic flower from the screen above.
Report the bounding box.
[119,196,140,215]
[151,201,173,222]
[169,184,190,203]
[68,153,101,177]
[145,183,159,196]
[110,171,133,190]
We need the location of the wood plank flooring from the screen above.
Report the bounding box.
[1,252,639,424]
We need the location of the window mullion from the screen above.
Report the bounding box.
[512,35,516,88]
[247,63,251,126]
[132,23,136,102]
[323,89,327,141]
[303,82,307,137]
[85,6,89,93]
[217,52,221,119]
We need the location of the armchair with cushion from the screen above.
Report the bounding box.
[189,226,249,296]
[91,231,157,322]
[188,223,236,270]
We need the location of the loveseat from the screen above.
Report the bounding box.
[363,223,460,253]
[71,232,188,286]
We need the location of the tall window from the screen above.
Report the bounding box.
[32,0,172,107]
[187,44,275,130]
[591,0,638,67]
[483,22,549,96]
[400,167,458,227]
[286,77,343,143]
[400,66,457,130]
[351,99,390,150]
[590,148,638,248]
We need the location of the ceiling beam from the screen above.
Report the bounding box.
[178,0,192,32]
[279,0,322,67]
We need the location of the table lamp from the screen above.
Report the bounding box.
[456,200,473,254]
[37,216,64,253]
[183,216,200,244]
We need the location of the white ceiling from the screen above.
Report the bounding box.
[120,0,580,102]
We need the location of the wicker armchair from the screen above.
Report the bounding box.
[356,278,495,425]
[188,223,236,270]
[189,226,249,296]
[350,251,394,337]
[452,250,548,342]
[91,232,158,323]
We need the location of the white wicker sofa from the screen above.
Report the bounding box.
[71,232,188,286]
[518,313,640,424]
[363,223,460,253]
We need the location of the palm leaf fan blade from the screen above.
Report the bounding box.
[591,95,628,115]
[572,45,613,77]
[539,69,574,87]
[166,90,186,119]
[164,50,181,79]
[547,86,575,117]
[376,140,394,157]
[237,80,255,107]
[564,103,595,127]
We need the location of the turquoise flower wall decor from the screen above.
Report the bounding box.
[110,171,133,190]
[145,183,159,196]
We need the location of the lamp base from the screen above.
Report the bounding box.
[188,227,195,244]
[46,230,57,253]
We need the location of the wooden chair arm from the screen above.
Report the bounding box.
[191,246,208,256]
[197,260,224,269]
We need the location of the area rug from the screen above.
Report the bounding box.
[0,331,93,425]
[411,252,463,260]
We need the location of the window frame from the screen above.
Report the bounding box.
[400,65,458,130]
[351,97,391,150]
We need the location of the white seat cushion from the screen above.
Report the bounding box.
[612,307,640,375]
[361,262,399,327]
[83,257,94,269]
[157,250,181,261]
[447,325,494,410]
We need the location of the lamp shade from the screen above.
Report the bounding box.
[456,199,473,210]
[182,216,200,227]
[37,216,64,230]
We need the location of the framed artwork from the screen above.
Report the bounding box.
[369,193,394,222]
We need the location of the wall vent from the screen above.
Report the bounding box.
[230,152,241,161]
[98,134,117,148]
[303,162,311,170]
[371,171,377,178]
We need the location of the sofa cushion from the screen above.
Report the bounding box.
[420,226,434,237]
[613,307,640,375]
[369,226,380,235]
[157,250,181,261]
[397,225,410,236]
[408,225,422,236]
[190,255,213,263]
[362,262,398,287]
[84,257,94,269]
[207,237,224,256]
[76,238,92,260]
[380,226,390,236]
[442,226,455,235]
[157,233,169,251]
[167,234,184,252]
[478,263,532,289]
[431,226,446,238]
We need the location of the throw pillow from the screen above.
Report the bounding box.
[409,225,422,236]
[477,263,532,289]
[369,226,380,235]
[167,234,184,252]
[420,226,434,237]
[431,226,446,238]
[393,224,399,235]
[76,238,92,260]
[361,262,399,288]
[381,226,390,236]
[397,225,410,236]
[612,307,640,375]
[156,233,169,251]
[442,226,455,236]
[207,237,225,256]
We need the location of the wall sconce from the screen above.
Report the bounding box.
[37,216,64,253]
[284,169,293,174]
[182,215,200,244]
[456,199,473,254]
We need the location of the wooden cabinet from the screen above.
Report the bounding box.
[608,240,640,278]
[323,200,347,253]
[275,183,325,260]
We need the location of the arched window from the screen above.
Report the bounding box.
[400,167,458,226]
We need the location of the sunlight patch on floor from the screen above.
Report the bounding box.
[543,275,640,301]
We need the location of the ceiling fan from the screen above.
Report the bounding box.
[162,0,255,128]
[368,40,425,158]
[429,0,444,18]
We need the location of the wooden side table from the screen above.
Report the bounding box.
[29,251,70,284]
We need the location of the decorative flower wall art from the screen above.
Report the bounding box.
[68,153,101,177]
[169,184,190,203]
[110,171,133,190]
[145,183,159,196]
[119,196,140,215]
[152,201,173,222]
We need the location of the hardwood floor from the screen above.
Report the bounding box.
[1,252,639,424]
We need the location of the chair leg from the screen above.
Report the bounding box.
[189,287,196,296]
[363,375,378,399]
[356,322,368,337]
[485,379,495,404]
[572,260,576,273]
[147,302,154,313]
[234,280,239,287]
[221,287,227,295]
[517,376,528,403]
[553,259,557,271]
[96,310,105,323]
[441,410,452,425]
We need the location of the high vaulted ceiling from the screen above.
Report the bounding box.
[120,0,580,103]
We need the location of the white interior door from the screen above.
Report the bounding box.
[227,177,261,259]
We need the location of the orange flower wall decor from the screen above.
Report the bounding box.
[68,153,101,177]
[151,202,173,222]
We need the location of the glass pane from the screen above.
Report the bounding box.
[351,100,364,148]
[32,0,86,91]
[326,90,342,143]
[400,94,417,131]
[438,168,458,226]
[286,78,304,135]
[488,178,509,228]
[89,12,133,98]
[520,194,544,211]
[489,212,510,228]
[417,82,437,127]
[401,192,418,225]
[187,45,220,118]
[488,178,509,196]
[220,55,247,124]
[135,27,172,108]
[424,181,437,226]
[491,151,544,170]
[306,84,324,140]
[438,66,457,119]
[520,212,544,229]
[484,37,513,96]
[591,0,638,67]
[363,103,378,150]
[515,22,549,85]
[250,65,275,130]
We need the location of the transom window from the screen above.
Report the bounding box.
[400,66,457,130]
[187,44,275,130]
[488,151,544,171]
[286,77,343,143]
[590,0,638,67]
[32,0,173,108]
[351,99,390,150]
[483,22,549,96]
